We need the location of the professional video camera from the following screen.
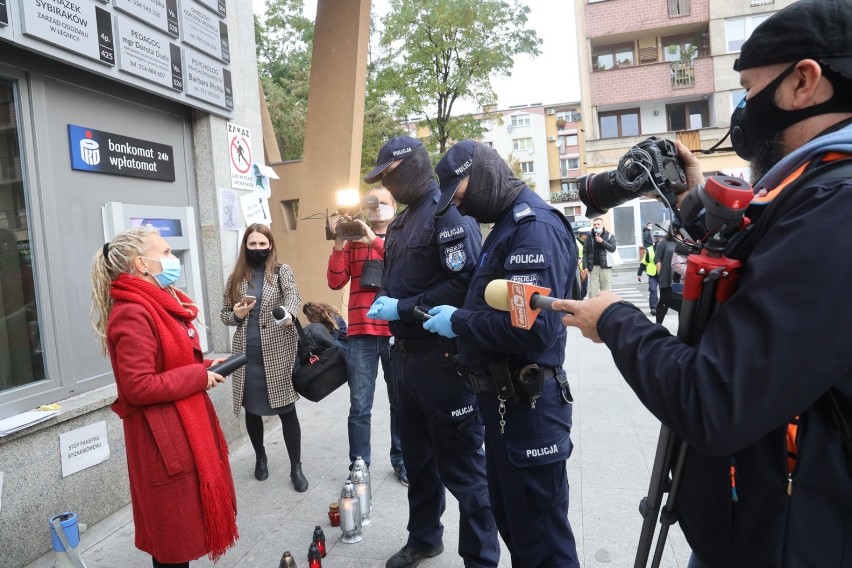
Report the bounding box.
[326,189,380,241]
[578,137,688,218]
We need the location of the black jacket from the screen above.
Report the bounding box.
[583,229,617,268]
[597,158,852,567]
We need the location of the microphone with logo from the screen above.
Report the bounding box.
[272,305,293,326]
[484,279,572,330]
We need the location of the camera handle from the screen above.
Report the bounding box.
[634,239,743,568]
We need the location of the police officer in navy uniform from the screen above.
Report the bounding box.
[424,140,580,567]
[364,137,499,568]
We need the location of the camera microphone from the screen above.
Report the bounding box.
[272,306,293,326]
[209,353,248,376]
[484,279,572,330]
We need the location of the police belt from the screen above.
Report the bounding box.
[394,336,456,357]
[467,366,559,394]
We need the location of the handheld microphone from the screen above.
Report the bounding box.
[209,353,248,376]
[484,279,572,330]
[272,306,293,326]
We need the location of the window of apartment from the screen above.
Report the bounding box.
[559,134,579,148]
[666,100,709,131]
[562,181,579,193]
[750,0,773,5]
[560,159,580,178]
[662,34,704,62]
[483,141,494,148]
[511,113,530,127]
[520,161,534,174]
[556,110,580,123]
[725,13,772,52]
[668,0,690,17]
[730,89,746,113]
[564,206,582,217]
[513,137,533,152]
[481,119,493,130]
[599,108,640,139]
[593,43,634,71]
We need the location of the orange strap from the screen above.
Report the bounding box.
[753,152,851,203]
[787,416,800,474]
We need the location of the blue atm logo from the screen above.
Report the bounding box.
[68,125,176,182]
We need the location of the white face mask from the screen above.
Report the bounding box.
[594,227,603,234]
[367,204,396,222]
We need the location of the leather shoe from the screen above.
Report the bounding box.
[386,543,444,568]
[393,464,409,487]
[254,454,268,481]
[291,462,308,492]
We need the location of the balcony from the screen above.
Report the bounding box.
[585,0,709,39]
[590,56,713,107]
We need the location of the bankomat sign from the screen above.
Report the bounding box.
[68,124,176,182]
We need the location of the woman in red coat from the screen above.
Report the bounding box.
[91,227,238,567]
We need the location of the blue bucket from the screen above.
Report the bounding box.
[49,512,79,552]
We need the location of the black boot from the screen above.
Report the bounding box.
[290,462,308,492]
[255,450,269,481]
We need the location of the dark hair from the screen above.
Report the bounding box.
[226,224,279,306]
[302,302,343,334]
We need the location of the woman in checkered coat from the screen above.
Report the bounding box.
[221,223,308,491]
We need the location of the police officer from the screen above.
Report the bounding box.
[424,140,580,567]
[364,137,499,568]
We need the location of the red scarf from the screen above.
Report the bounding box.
[110,274,238,561]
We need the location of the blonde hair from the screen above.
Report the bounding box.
[90,227,200,356]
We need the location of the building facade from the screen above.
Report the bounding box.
[574,0,791,259]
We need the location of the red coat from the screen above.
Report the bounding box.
[108,300,235,563]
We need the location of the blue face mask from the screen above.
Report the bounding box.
[144,256,181,288]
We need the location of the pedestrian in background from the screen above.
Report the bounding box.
[637,230,662,316]
[364,136,499,568]
[221,223,308,492]
[92,227,238,567]
[576,227,591,299]
[583,217,617,296]
[654,227,683,324]
[425,140,580,567]
[326,186,405,482]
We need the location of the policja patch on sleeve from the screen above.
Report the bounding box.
[445,243,467,272]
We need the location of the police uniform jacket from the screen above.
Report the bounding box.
[595,154,852,566]
[452,187,576,373]
[221,264,301,412]
[381,184,481,340]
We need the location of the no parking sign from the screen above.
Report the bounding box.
[227,122,254,189]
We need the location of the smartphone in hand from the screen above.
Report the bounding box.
[240,295,256,306]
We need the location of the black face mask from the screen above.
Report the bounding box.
[731,62,852,160]
[381,145,435,205]
[246,248,270,266]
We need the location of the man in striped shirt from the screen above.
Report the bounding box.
[327,187,407,485]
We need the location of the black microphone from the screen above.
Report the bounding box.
[272,306,292,325]
[209,353,247,376]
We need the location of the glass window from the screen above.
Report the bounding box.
[556,110,580,122]
[0,79,45,393]
[513,137,533,151]
[593,43,634,71]
[730,89,746,112]
[662,34,704,62]
[599,109,641,139]
[511,114,530,127]
[726,13,772,52]
[666,100,709,131]
[562,134,578,146]
[520,161,534,174]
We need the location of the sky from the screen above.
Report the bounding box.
[251,0,581,111]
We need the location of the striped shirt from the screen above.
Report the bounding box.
[327,237,392,337]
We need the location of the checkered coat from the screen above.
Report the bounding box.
[221,264,301,413]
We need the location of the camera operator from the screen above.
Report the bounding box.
[552,1,852,565]
[327,187,408,485]
[584,217,617,296]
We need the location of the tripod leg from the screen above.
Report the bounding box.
[650,439,689,568]
[634,425,677,568]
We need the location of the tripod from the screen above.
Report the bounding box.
[634,176,753,568]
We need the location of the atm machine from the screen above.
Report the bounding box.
[102,202,209,351]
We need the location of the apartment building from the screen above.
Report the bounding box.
[574,0,792,259]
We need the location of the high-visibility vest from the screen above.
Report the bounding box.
[641,246,657,276]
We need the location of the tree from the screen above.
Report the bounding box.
[506,153,535,190]
[361,68,407,184]
[255,0,313,160]
[374,0,541,154]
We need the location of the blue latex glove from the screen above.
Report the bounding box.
[367,297,400,321]
[423,305,458,338]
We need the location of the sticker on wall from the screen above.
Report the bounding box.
[60,421,110,478]
[68,124,176,182]
[227,123,253,190]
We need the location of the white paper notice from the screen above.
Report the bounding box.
[60,421,110,478]
[219,188,239,230]
[240,194,272,226]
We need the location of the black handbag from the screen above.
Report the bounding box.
[291,317,348,402]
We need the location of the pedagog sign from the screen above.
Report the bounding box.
[68,124,176,182]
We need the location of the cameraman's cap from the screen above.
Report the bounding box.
[434,139,476,218]
[364,136,423,184]
[733,0,852,80]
